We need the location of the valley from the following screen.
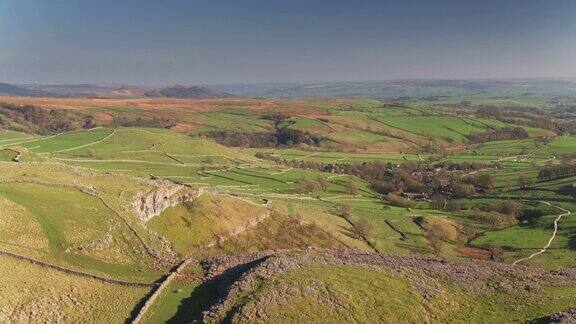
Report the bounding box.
[1,86,576,322]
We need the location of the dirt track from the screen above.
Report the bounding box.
[512,202,571,266]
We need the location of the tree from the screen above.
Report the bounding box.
[429,195,447,210]
[562,153,574,164]
[345,176,358,196]
[425,224,444,256]
[372,181,394,195]
[518,173,532,189]
[476,173,495,190]
[354,219,372,237]
[452,184,476,198]
[446,200,461,212]
[387,193,413,208]
[315,176,329,191]
[296,177,318,194]
[487,245,504,262]
[82,116,97,129]
[500,201,520,218]
[334,204,352,218]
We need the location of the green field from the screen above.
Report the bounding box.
[1,93,576,322]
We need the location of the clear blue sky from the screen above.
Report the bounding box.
[1,0,575,85]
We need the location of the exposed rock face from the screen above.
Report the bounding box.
[133,183,201,223]
[551,309,576,323]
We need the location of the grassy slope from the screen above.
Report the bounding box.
[148,193,267,255]
[0,254,148,323]
[221,264,576,323]
[0,163,169,280]
[234,265,433,323]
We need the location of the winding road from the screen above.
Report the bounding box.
[512,201,571,266]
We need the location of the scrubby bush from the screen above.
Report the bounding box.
[470,209,517,229]
[468,127,529,143]
[429,195,447,209]
[425,224,444,256]
[354,219,372,237]
[296,177,319,194]
[446,200,461,212]
[334,204,352,218]
[112,116,174,128]
[345,176,358,196]
[386,193,413,208]
[0,102,81,134]
[452,184,476,198]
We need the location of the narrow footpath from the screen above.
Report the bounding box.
[512,201,571,266]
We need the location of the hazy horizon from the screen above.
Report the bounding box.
[7,76,576,88]
[2,0,576,85]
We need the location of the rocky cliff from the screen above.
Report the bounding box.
[551,309,576,323]
[133,183,202,223]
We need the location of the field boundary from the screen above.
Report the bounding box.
[51,129,117,153]
[0,248,154,287]
[131,258,195,323]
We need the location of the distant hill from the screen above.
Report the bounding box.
[0,83,54,97]
[208,79,576,102]
[0,83,236,99]
[144,85,237,99]
[22,84,152,98]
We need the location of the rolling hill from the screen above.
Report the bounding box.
[144,85,237,99]
[0,83,54,97]
[1,85,576,322]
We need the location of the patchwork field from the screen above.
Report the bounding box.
[0,95,576,322]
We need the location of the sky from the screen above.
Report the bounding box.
[1,0,575,85]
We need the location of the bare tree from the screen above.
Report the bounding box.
[425,225,444,256]
[334,204,352,218]
[354,219,372,237]
[296,177,318,194]
[518,172,532,189]
[345,176,358,196]
[315,176,329,191]
[446,200,461,212]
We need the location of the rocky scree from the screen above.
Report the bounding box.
[199,249,576,322]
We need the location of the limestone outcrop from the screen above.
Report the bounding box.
[133,182,202,223]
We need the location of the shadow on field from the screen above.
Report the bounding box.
[167,280,218,323]
[528,315,550,324]
[395,242,430,254]
[168,257,268,323]
[556,185,576,198]
[569,234,576,251]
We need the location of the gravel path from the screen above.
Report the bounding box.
[512,201,571,266]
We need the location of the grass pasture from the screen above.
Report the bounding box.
[471,201,576,269]
[0,163,176,280]
[0,254,148,323]
[148,193,267,255]
[249,148,426,163]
